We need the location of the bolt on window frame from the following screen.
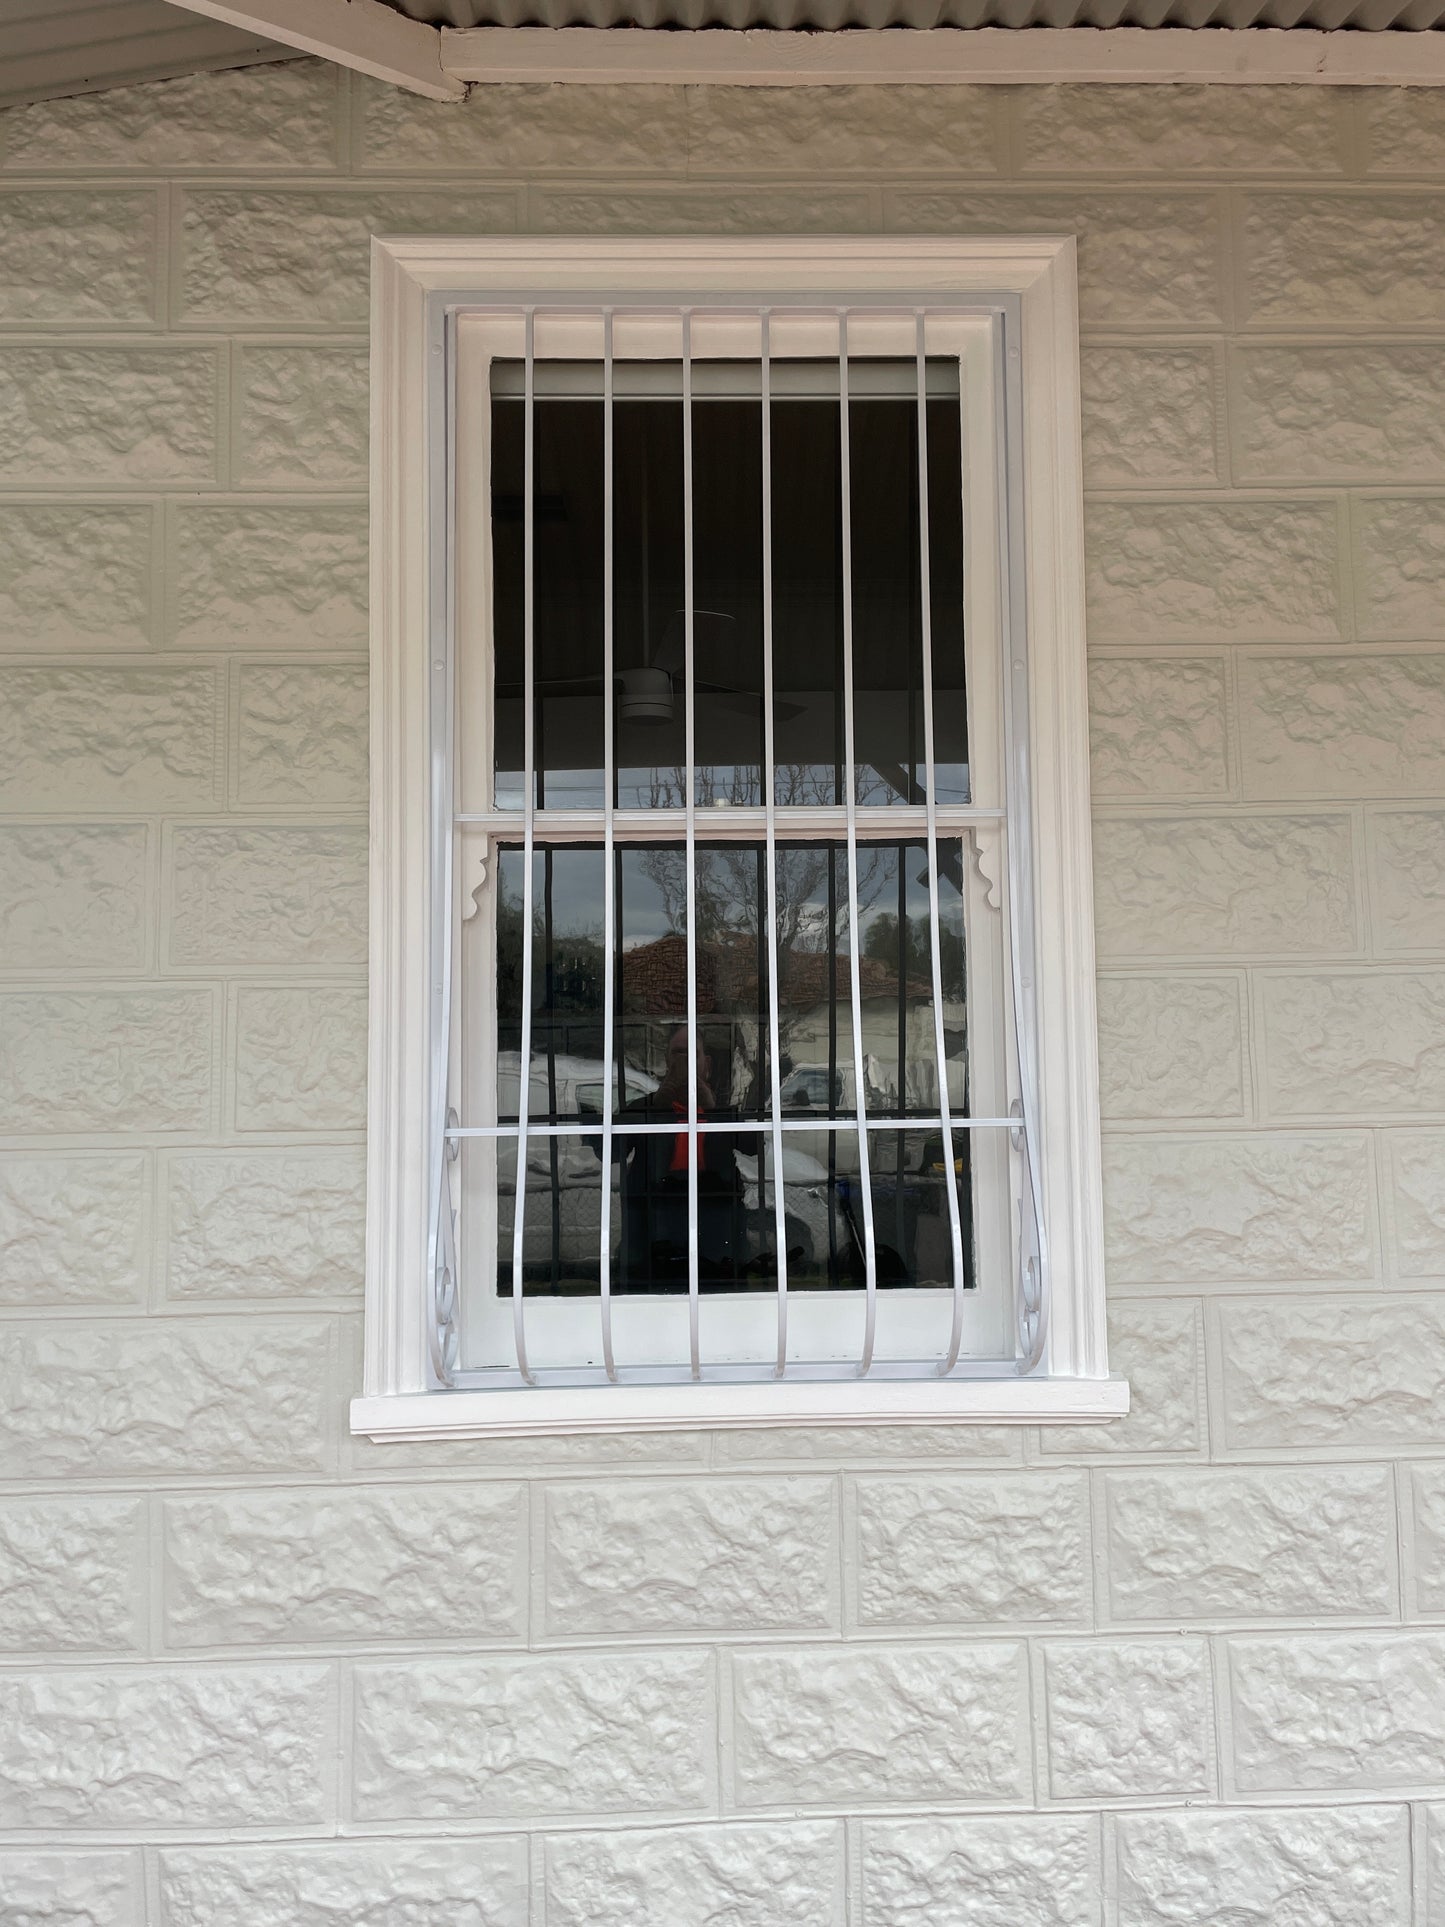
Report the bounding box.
[356,236,1127,1440]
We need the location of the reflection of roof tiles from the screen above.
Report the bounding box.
[621,932,913,1016]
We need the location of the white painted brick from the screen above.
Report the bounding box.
[0,1851,138,1927]
[0,502,152,652]
[1390,1132,1445,1277]
[0,665,217,811]
[544,1822,841,1927]
[161,1840,524,1927]
[1103,1464,1395,1622]
[1039,1299,1205,1459]
[1235,347,1445,484]
[1242,653,1445,800]
[178,189,518,327]
[351,1651,713,1821]
[169,824,365,967]
[163,1483,525,1647]
[854,1471,1089,1627]
[688,86,999,173]
[1086,501,1342,642]
[1261,971,1445,1115]
[889,189,1222,327]
[1371,813,1445,954]
[1093,815,1356,960]
[164,1148,363,1300]
[0,345,218,485]
[0,989,212,1135]
[0,1317,331,1478]
[1043,1637,1212,1798]
[1356,497,1445,639]
[159,1841,527,1927]
[234,344,367,487]
[1081,347,1219,487]
[0,1496,144,1652]
[0,823,148,972]
[168,503,366,651]
[1363,90,1445,175]
[0,59,341,172]
[1241,193,1445,327]
[1016,83,1344,174]
[712,1423,1021,1464]
[1115,1805,1410,1926]
[860,1816,1097,1927]
[0,1663,329,1827]
[731,1644,1028,1806]
[1230,1630,1445,1790]
[1219,1297,1445,1452]
[543,1476,835,1636]
[1088,656,1229,799]
[0,189,156,323]
[233,986,366,1132]
[1407,1465,1445,1615]
[1103,1133,1374,1284]
[234,662,367,807]
[535,186,873,235]
[358,78,690,173]
[1096,976,1245,1121]
[0,1152,148,1306]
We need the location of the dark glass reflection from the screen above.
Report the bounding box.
[494,839,972,1297]
[491,365,968,811]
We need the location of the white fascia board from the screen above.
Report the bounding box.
[442,23,1445,85]
[167,0,466,98]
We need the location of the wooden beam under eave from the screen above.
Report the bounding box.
[166,0,466,98]
[441,24,1445,85]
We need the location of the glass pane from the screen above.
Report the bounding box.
[490,367,968,812]
[492,839,976,1297]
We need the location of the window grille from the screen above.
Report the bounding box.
[429,297,1047,1393]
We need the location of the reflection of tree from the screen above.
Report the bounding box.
[864,912,965,1002]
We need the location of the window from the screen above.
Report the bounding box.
[356,238,1126,1438]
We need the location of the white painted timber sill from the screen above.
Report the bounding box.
[354,235,1128,1442]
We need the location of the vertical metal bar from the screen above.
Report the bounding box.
[508,307,538,1385]
[683,309,701,1379]
[839,310,879,1375]
[915,311,969,1375]
[760,310,790,1376]
[598,309,618,1381]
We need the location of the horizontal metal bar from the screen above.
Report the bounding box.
[456,806,999,832]
[449,1116,1014,1139]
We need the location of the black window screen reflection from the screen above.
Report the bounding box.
[494,841,974,1299]
[490,365,969,812]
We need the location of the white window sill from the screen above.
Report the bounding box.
[351,1374,1129,1441]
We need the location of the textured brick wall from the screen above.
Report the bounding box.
[1,57,1443,1925]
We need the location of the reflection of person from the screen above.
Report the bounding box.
[608,1026,748,1292]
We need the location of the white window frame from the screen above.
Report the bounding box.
[354,235,1127,1440]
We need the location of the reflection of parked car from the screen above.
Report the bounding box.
[495,1054,657,1276]
[780,1065,841,1111]
[495,1053,860,1287]
[735,1141,842,1275]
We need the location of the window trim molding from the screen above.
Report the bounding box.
[356,235,1127,1438]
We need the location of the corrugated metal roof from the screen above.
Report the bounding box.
[0,0,289,110]
[0,0,1437,113]
[393,0,1443,23]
